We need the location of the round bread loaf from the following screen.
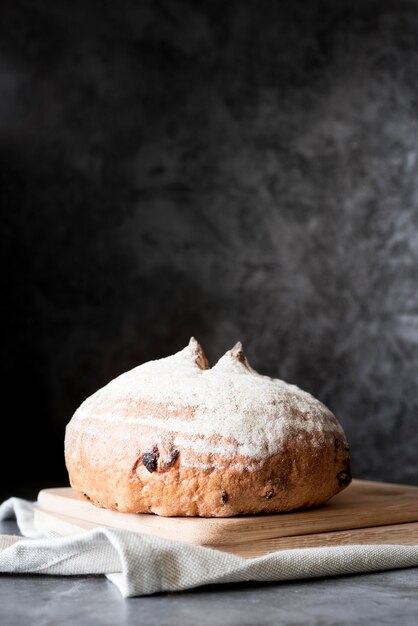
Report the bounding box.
[65,338,351,517]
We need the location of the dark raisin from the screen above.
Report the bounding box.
[263,489,274,500]
[143,447,159,473]
[220,490,228,504]
[337,468,352,486]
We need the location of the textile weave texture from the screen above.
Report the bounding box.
[1,498,418,597]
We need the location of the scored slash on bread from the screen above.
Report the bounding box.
[65,338,351,517]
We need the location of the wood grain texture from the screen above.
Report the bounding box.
[34,509,418,558]
[36,480,418,556]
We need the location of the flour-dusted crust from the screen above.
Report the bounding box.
[65,338,351,517]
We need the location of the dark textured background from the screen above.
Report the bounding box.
[1,0,418,497]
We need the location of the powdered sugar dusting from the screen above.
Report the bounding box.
[70,338,345,459]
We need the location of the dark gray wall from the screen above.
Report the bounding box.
[1,0,418,493]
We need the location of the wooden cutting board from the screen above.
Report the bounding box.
[36,480,418,558]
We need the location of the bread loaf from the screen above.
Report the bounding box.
[65,338,351,517]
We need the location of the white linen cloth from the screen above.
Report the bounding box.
[1,497,418,597]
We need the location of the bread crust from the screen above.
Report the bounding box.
[65,421,351,516]
[65,339,351,517]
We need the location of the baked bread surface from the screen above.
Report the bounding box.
[65,338,351,517]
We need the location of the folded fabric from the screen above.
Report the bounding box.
[1,498,418,597]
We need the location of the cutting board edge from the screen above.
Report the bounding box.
[36,479,418,546]
[34,508,418,558]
